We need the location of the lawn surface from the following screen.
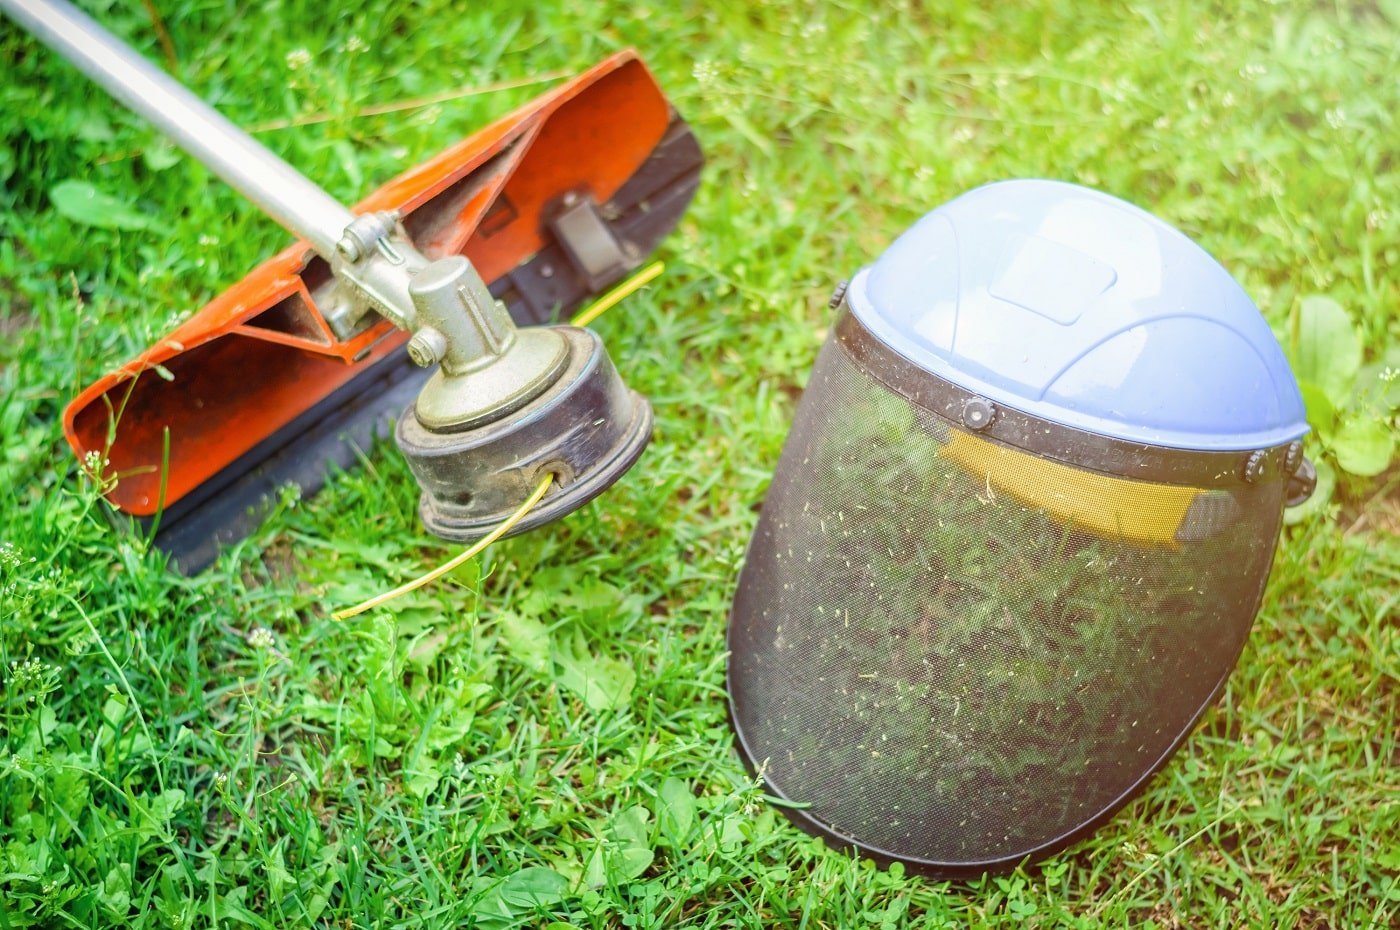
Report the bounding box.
[2,1,1397,927]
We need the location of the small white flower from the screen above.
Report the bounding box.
[692,60,718,87]
[0,542,21,568]
[285,48,312,71]
[81,450,113,485]
[6,658,55,702]
[344,35,366,53]
[248,627,276,650]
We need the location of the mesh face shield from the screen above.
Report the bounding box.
[728,310,1294,875]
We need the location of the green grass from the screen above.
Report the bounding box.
[2,0,1397,926]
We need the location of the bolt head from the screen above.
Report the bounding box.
[961,397,995,431]
[1284,440,1304,474]
[407,327,448,367]
[1242,449,1268,483]
[828,280,849,311]
[336,235,361,262]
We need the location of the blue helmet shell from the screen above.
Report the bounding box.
[846,179,1308,452]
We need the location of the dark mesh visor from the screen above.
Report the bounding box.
[727,312,1287,875]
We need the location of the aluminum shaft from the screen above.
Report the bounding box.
[1,0,354,258]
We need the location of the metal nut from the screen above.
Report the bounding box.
[407,326,448,367]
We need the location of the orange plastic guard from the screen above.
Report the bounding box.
[64,52,672,518]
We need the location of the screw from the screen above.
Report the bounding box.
[828,280,849,310]
[336,235,361,262]
[1242,449,1267,483]
[961,397,995,431]
[407,326,448,367]
[1284,440,1304,474]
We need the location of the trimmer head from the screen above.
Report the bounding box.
[398,325,653,541]
[60,52,701,570]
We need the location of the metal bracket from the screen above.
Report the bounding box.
[548,192,634,291]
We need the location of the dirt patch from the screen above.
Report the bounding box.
[1340,468,1400,538]
[0,285,34,340]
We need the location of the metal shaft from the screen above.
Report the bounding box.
[2,0,354,258]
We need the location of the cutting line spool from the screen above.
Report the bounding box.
[332,261,663,619]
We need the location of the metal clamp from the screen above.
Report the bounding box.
[548,191,634,291]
